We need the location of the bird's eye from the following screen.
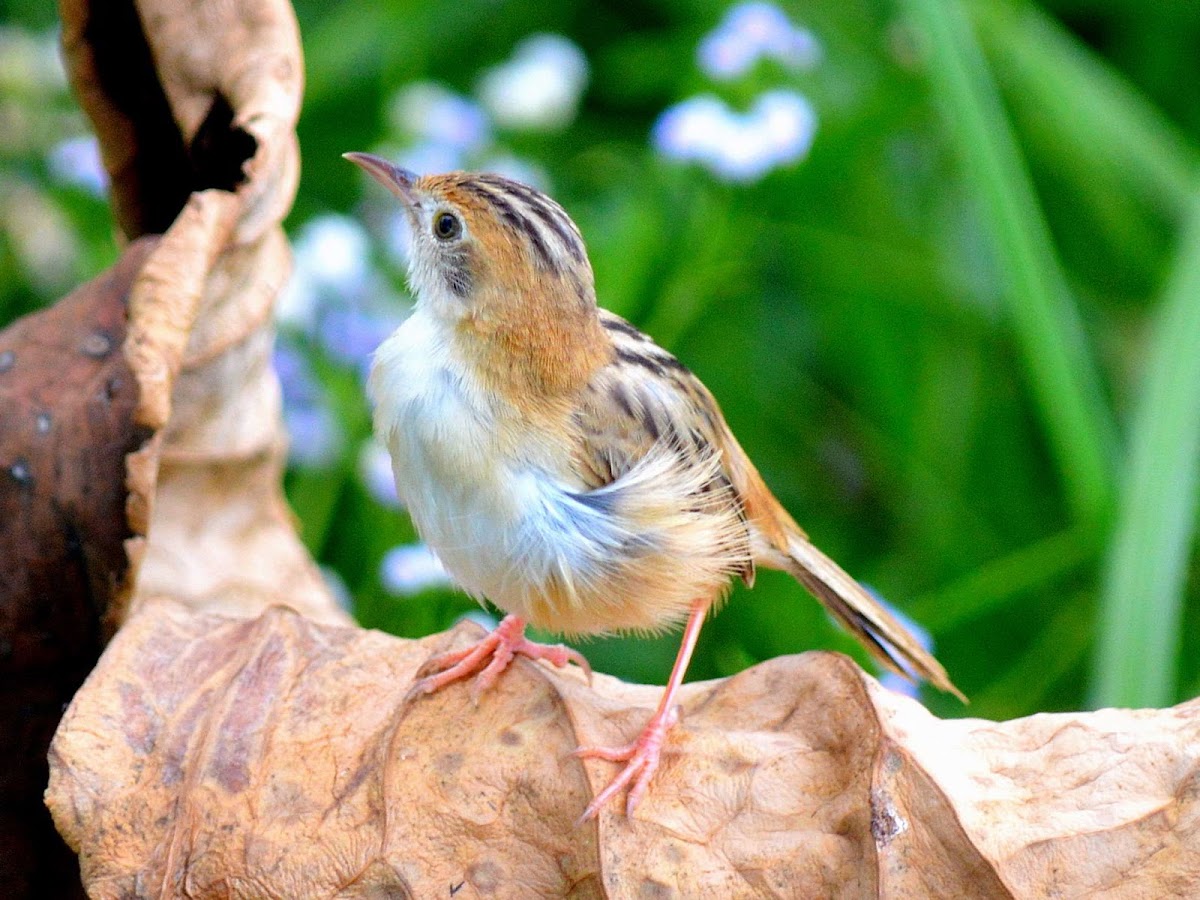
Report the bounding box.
[433,212,462,241]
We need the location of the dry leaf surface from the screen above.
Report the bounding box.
[14,0,333,889]
[55,0,343,627]
[48,605,1200,899]
[0,239,157,897]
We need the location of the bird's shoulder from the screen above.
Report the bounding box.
[569,310,732,487]
[569,309,802,560]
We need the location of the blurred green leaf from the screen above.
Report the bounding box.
[903,0,1118,524]
[975,0,1197,219]
[971,592,1092,715]
[1093,189,1200,708]
[910,524,1097,631]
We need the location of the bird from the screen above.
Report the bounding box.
[344,152,964,822]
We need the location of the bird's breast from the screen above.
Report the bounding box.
[369,310,511,563]
[367,309,569,613]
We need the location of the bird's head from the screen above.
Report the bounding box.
[344,152,609,396]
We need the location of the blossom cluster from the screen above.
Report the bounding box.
[653,2,821,182]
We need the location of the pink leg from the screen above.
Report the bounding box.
[576,599,709,822]
[413,614,592,702]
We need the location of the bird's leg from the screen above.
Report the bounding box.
[412,613,592,702]
[575,599,709,822]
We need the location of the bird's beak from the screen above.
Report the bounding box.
[343,152,418,206]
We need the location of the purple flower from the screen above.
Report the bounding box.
[279,214,372,331]
[390,83,491,153]
[860,586,935,700]
[698,2,821,81]
[282,403,342,469]
[47,135,108,196]
[653,89,817,182]
[381,543,453,595]
[274,341,343,468]
[316,302,403,375]
[280,211,406,376]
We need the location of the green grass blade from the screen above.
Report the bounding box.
[902,0,1118,523]
[1092,190,1200,709]
[974,0,1198,219]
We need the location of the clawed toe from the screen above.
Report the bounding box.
[575,707,679,822]
[528,641,593,684]
[408,615,593,702]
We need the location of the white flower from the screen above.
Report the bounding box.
[478,34,589,131]
[457,609,498,632]
[653,89,817,182]
[1,185,80,292]
[653,95,737,162]
[299,214,371,287]
[754,88,818,163]
[381,207,415,267]
[381,544,453,595]
[283,402,342,468]
[698,2,821,81]
[47,135,108,196]
[393,140,466,177]
[279,214,371,329]
[0,27,67,95]
[477,153,550,191]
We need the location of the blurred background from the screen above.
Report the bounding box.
[2,0,1198,721]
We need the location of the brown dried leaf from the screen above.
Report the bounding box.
[21,0,336,884]
[0,239,157,897]
[116,189,340,625]
[48,606,1200,898]
[55,0,344,627]
[60,0,301,240]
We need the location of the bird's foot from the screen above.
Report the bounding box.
[575,705,680,822]
[411,614,592,702]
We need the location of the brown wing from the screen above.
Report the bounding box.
[569,310,755,583]
[575,313,964,699]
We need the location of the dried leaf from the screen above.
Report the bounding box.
[60,0,301,240]
[15,0,337,888]
[116,189,339,626]
[0,238,157,897]
[48,606,1200,898]
[55,0,344,627]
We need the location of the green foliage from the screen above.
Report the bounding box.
[3,0,1199,717]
